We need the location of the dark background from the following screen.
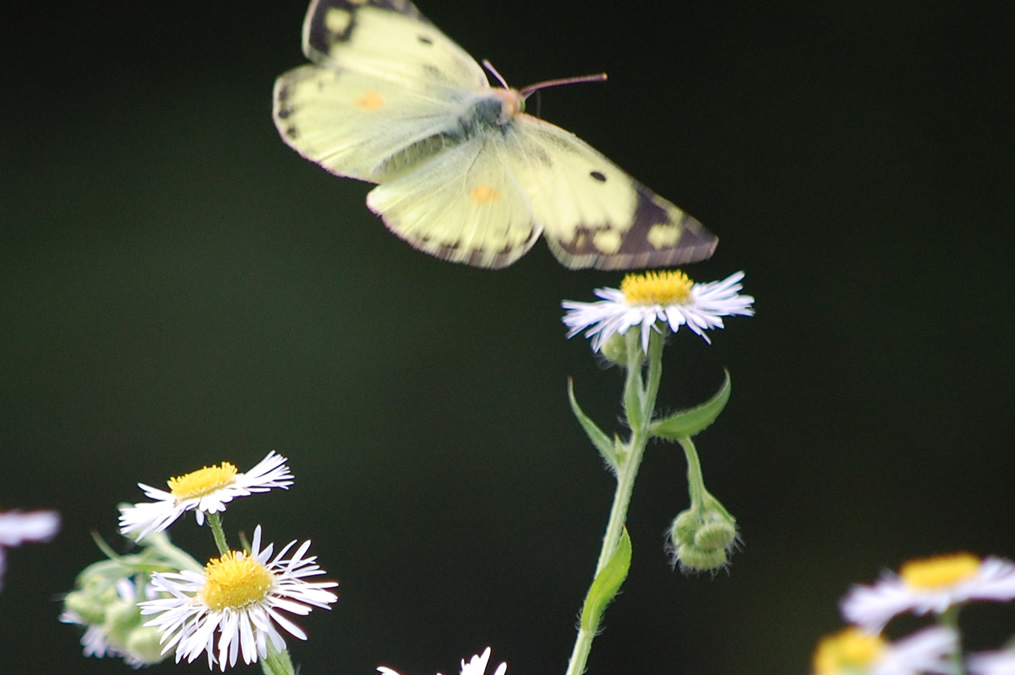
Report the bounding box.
[3,1,1014,673]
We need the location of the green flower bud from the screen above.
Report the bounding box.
[105,596,143,640]
[600,333,628,366]
[667,502,739,574]
[125,625,168,666]
[675,543,728,572]
[694,520,738,551]
[63,589,107,625]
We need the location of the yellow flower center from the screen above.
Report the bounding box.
[900,552,981,589]
[167,462,238,500]
[812,628,885,673]
[200,551,273,611]
[620,270,693,306]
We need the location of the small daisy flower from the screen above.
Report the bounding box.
[811,626,957,675]
[969,649,1015,675]
[140,525,337,671]
[841,552,1015,631]
[561,270,754,352]
[0,509,59,591]
[378,646,507,675]
[119,451,293,541]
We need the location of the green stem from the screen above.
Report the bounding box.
[207,513,230,556]
[565,330,665,675]
[939,607,966,675]
[679,437,706,511]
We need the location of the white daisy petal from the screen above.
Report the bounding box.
[140,525,337,670]
[969,649,1015,675]
[119,451,294,541]
[562,270,754,353]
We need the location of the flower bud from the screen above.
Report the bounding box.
[667,503,739,574]
[600,333,628,366]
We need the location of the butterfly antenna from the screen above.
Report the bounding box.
[520,72,608,99]
[482,59,608,98]
[482,59,511,88]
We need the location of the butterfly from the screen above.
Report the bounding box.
[272,0,717,269]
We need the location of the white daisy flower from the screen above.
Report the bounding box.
[0,509,59,591]
[841,553,1015,631]
[140,525,337,671]
[811,626,958,675]
[969,649,1015,675]
[562,270,754,352]
[378,646,507,675]
[119,451,293,541]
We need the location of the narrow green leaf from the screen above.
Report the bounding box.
[568,378,618,468]
[649,370,731,440]
[581,527,632,633]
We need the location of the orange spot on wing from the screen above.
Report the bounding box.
[471,185,503,203]
[355,91,385,111]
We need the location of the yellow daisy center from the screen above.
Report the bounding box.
[200,551,273,611]
[167,462,238,499]
[812,628,885,673]
[620,270,693,306]
[900,552,982,589]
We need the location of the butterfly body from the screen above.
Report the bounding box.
[274,0,717,269]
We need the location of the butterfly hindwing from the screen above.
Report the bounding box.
[366,135,539,268]
[507,116,717,269]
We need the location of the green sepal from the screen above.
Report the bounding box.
[580,526,632,633]
[568,378,619,469]
[649,370,731,440]
[260,647,295,675]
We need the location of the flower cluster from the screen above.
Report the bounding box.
[813,553,1015,674]
[64,452,337,672]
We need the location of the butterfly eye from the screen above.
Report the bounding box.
[590,171,607,182]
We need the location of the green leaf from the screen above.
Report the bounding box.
[581,527,632,633]
[649,370,731,440]
[568,378,618,469]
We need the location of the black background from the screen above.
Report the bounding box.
[3,1,1014,673]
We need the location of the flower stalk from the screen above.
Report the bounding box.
[565,329,666,675]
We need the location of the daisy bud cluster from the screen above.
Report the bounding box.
[667,499,739,573]
[60,551,172,668]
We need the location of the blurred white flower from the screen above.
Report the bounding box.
[812,626,957,675]
[0,509,59,591]
[841,553,1015,631]
[378,646,507,675]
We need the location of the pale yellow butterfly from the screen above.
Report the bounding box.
[273,0,717,269]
